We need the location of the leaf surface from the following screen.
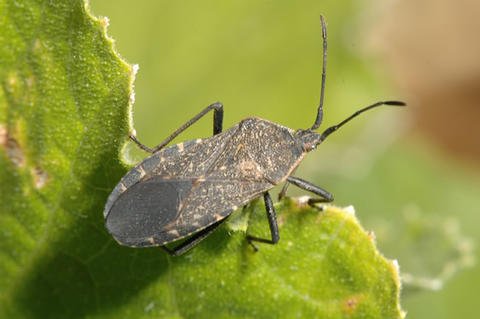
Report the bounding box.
[0,1,403,318]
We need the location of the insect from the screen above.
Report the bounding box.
[103,16,405,256]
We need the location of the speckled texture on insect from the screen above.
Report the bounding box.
[103,16,405,256]
[105,118,307,247]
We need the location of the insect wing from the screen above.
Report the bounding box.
[105,176,196,247]
[167,177,272,239]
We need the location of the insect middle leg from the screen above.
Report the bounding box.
[246,192,279,251]
[161,218,227,256]
[130,102,224,153]
[286,176,334,207]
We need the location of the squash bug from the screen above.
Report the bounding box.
[104,16,405,256]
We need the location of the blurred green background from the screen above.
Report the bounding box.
[90,1,479,318]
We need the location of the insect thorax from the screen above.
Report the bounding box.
[227,118,305,183]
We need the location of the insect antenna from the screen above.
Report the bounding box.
[310,15,328,130]
[318,101,406,143]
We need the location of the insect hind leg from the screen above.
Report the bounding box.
[246,192,280,251]
[129,102,224,154]
[161,218,226,256]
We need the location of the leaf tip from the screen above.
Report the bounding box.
[343,205,356,216]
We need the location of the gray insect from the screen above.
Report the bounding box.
[104,16,405,256]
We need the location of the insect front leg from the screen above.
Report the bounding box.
[161,218,226,256]
[278,168,298,200]
[129,102,224,153]
[286,176,334,207]
[246,192,279,251]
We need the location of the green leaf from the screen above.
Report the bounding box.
[0,1,403,318]
[0,0,133,317]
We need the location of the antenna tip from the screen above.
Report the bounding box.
[319,15,326,28]
[384,101,407,106]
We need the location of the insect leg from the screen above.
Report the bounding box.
[246,192,279,251]
[278,182,290,200]
[129,102,224,153]
[161,218,226,256]
[286,176,334,206]
[278,168,298,200]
